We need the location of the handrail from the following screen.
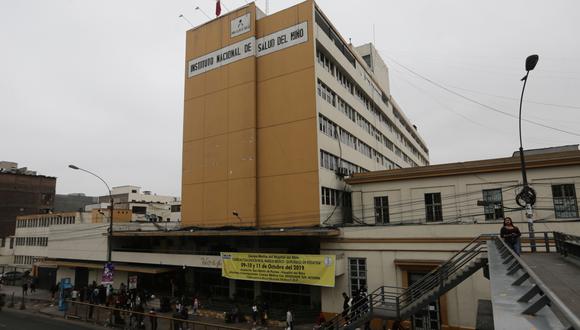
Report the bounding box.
[324,235,491,329]
[495,236,580,330]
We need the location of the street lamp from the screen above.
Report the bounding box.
[68,165,114,262]
[515,54,539,252]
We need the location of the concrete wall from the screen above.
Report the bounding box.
[48,224,108,262]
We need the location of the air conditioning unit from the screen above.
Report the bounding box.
[335,167,349,178]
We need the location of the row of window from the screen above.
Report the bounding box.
[14,255,40,265]
[372,184,579,223]
[319,114,399,169]
[15,236,48,247]
[320,149,368,175]
[317,80,417,168]
[321,186,351,207]
[316,47,429,163]
[16,216,75,228]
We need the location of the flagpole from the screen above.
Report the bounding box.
[195,6,211,19]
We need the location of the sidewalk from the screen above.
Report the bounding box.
[0,284,53,302]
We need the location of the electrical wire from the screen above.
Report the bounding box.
[380,53,580,138]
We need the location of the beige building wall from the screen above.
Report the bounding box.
[182,1,320,228]
[183,4,259,227]
[321,221,580,329]
[350,160,580,225]
[256,0,319,227]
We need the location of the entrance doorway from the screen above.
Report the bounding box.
[75,267,89,288]
[408,271,441,330]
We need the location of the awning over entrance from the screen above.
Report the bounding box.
[36,260,175,274]
[112,227,340,237]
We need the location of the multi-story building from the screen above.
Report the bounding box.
[0,161,56,237]
[181,0,428,228]
[90,185,180,223]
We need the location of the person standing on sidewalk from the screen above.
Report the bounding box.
[22,281,28,296]
[286,307,294,330]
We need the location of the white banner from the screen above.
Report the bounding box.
[187,22,308,78]
[188,37,255,78]
[256,21,308,57]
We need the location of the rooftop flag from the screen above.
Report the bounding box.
[216,0,221,16]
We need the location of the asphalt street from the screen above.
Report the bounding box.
[0,309,101,330]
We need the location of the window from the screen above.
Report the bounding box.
[374,196,389,224]
[483,188,504,220]
[349,258,367,297]
[552,184,579,218]
[132,206,147,214]
[321,187,341,206]
[425,193,442,222]
[171,205,181,212]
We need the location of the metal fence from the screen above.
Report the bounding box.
[64,300,247,330]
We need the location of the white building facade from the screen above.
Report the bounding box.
[313,10,429,224]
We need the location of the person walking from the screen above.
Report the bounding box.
[342,292,352,324]
[149,308,158,330]
[29,278,36,294]
[500,217,522,255]
[286,307,294,330]
[251,303,259,325]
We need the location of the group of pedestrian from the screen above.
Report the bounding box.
[250,301,270,326]
[20,276,36,296]
[341,288,370,328]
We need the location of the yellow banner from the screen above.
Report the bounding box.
[221,252,335,287]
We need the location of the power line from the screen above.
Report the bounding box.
[446,84,580,110]
[381,53,580,138]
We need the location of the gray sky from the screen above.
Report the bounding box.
[1,0,579,197]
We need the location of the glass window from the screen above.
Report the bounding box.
[374,196,389,224]
[552,184,579,218]
[349,258,367,297]
[483,188,504,220]
[425,193,443,222]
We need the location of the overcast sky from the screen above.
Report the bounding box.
[1,0,579,197]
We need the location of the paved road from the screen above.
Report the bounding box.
[0,309,101,330]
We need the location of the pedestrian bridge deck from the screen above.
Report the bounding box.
[521,253,580,319]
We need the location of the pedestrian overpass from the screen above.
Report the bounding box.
[323,231,580,330]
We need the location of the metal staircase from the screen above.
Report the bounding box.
[324,235,490,330]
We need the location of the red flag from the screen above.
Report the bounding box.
[215,0,221,16]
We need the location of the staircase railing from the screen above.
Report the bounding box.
[323,234,492,329]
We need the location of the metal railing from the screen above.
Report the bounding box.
[64,300,245,330]
[494,234,580,330]
[324,234,491,330]
[554,231,580,258]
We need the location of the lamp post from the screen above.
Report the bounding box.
[68,165,114,262]
[515,54,539,252]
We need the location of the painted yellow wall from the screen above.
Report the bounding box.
[181,1,320,228]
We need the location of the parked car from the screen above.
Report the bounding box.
[0,271,24,283]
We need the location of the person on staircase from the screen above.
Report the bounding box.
[500,217,521,255]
